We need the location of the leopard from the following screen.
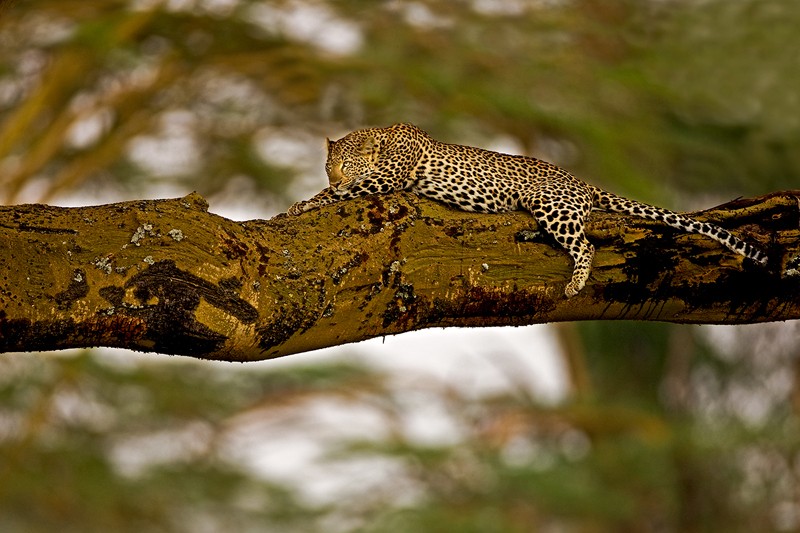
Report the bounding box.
[288,123,767,297]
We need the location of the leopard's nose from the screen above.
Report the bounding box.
[328,162,345,187]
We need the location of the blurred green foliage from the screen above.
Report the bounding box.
[3,346,798,532]
[2,0,798,205]
[1,0,799,531]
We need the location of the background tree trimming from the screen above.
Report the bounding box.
[2,0,800,531]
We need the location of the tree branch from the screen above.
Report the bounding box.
[1,191,798,361]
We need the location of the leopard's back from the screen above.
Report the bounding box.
[411,134,592,215]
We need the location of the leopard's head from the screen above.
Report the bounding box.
[325,129,381,190]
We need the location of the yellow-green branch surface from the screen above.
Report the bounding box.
[1,191,798,361]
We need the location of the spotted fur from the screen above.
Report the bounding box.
[289,123,767,297]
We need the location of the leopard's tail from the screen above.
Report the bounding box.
[589,186,767,265]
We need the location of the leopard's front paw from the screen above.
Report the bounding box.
[287,201,309,216]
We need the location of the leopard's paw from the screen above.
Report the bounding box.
[564,279,584,298]
[287,202,308,216]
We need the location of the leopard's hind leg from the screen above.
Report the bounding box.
[522,189,595,298]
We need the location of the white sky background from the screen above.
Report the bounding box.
[267,323,567,403]
[229,324,567,504]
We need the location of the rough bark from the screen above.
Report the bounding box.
[1,190,798,361]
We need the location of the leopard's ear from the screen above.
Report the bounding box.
[359,135,380,162]
[325,138,333,154]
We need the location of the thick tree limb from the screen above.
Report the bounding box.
[1,191,798,361]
